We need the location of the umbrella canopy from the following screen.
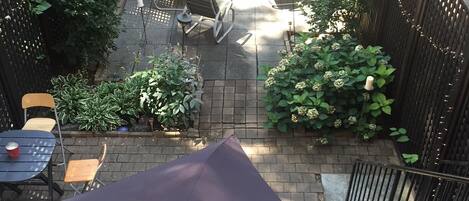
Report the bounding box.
[66,135,281,201]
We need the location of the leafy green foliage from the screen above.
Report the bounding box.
[299,0,366,34]
[30,0,52,15]
[47,0,121,66]
[75,95,122,132]
[402,153,419,164]
[49,72,90,124]
[389,127,418,164]
[95,81,141,123]
[133,52,203,129]
[263,34,395,140]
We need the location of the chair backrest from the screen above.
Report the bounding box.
[22,93,55,109]
[97,144,107,170]
[187,0,219,18]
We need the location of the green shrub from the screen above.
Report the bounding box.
[49,72,90,124]
[95,81,141,123]
[47,0,121,66]
[300,0,365,34]
[263,34,395,140]
[75,95,122,132]
[132,52,202,129]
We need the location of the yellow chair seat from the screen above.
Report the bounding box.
[64,159,100,183]
[22,118,56,132]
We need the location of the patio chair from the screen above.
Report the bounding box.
[21,93,68,169]
[64,144,107,195]
[183,0,235,43]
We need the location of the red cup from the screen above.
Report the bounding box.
[5,142,20,159]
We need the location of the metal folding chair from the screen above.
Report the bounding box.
[153,0,234,43]
[185,0,235,43]
[65,144,107,195]
[21,93,70,170]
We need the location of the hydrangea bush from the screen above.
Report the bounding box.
[263,34,396,140]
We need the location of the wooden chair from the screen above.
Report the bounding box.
[65,144,107,194]
[21,93,68,169]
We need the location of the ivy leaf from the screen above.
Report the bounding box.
[397,135,410,143]
[382,106,391,115]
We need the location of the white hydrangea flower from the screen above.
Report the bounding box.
[277,65,286,72]
[368,124,377,130]
[294,43,306,52]
[331,43,341,50]
[307,108,319,120]
[342,34,352,40]
[323,71,333,80]
[334,119,342,128]
[318,34,331,41]
[355,45,364,51]
[4,15,11,20]
[291,114,299,123]
[297,106,307,116]
[304,38,314,45]
[348,116,357,125]
[328,106,336,114]
[312,83,322,91]
[295,81,307,90]
[314,61,325,70]
[334,79,344,89]
[279,58,290,66]
[265,77,275,87]
[338,70,347,76]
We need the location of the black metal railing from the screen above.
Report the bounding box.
[346,160,469,201]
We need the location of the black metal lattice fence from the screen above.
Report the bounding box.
[0,0,53,130]
[363,0,469,172]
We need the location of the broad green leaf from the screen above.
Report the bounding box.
[402,154,419,164]
[371,110,381,117]
[369,103,380,110]
[397,135,410,143]
[390,127,397,131]
[376,78,386,88]
[367,58,377,66]
[382,106,391,115]
[389,131,401,136]
[278,100,289,107]
[398,128,407,134]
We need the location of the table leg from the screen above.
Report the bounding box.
[47,162,54,201]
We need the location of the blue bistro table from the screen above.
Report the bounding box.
[0,130,63,200]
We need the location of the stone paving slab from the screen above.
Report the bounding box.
[96,0,311,81]
[1,133,397,201]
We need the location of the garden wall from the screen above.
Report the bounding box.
[362,0,469,173]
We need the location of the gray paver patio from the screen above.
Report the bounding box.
[95,0,310,81]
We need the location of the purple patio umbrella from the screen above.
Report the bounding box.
[66,135,281,201]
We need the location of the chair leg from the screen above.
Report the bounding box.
[55,110,68,171]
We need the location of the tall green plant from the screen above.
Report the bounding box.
[47,0,121,66]
[300,0,366,34]
[133,52,203,129]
